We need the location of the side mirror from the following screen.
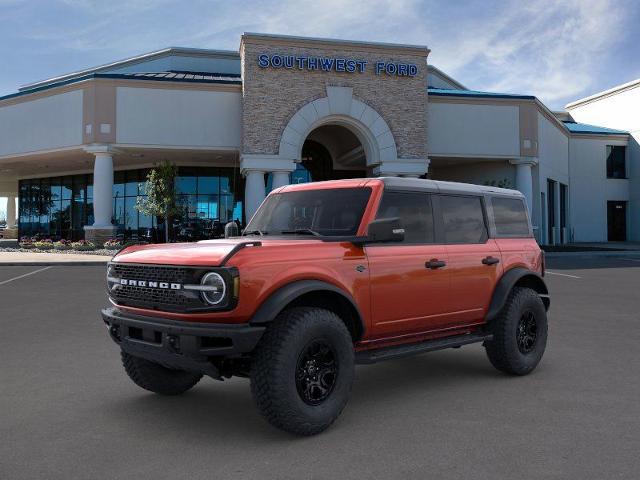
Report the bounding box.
[365,217,405,243]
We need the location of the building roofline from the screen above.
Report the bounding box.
[562,120,629,135]
[240,32,430,56]
[428,87,535,100]
[428,88,630,140]
[565,78,640,109]
[19,47,240,92]
[427,65,466,90]
[2,72,241,103]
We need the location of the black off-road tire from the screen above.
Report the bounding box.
[485,287,548,376]
[121,351,202,395]
[250,307,355,436]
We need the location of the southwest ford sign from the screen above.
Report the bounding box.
[257,54,418,77]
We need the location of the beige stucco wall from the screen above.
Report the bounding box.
[240,36,428,160]
[116,86,242,148]
[0,90,83,157]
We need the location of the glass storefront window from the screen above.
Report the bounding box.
[18,166,243,241]
[176,174,197,194]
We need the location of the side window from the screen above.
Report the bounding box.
[492,197,530,236]
[375,191,434,243]
[440,195,487,244]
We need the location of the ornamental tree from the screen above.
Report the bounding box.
[136,161,181,243]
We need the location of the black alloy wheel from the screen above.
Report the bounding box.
[295,339,338,406]
[516,310,538,354]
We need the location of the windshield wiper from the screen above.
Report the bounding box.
[243,229,267,236]
[279,228,321,236]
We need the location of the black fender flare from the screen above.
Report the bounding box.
[485,268,550,323]
[249,280,365,339]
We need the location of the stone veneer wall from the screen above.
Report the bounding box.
[241,37,428,160]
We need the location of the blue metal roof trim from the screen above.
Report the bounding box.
[0,72,242,102]
[562,121,628,135]
[428,87,536,100]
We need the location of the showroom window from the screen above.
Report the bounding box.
[18,166,244,241]
[19,174,93,240]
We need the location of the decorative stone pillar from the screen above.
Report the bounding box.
[510,158,538,215]
[271,171,290,191]
[84,145,118,245]
[241,154,295,221]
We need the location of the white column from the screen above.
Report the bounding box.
[271,171,290,190]
[92,151,115,227]
[244,170,266,221]
[6,195,16,228]
[241,154,295,221]
[510,158,537,215]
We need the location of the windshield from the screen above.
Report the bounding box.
[244,187,372,237]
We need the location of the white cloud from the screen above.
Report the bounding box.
[3,0,635,108]
[426,0,631,107]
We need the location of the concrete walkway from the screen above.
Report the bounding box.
[0,251,112,265]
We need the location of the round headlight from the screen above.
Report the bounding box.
[200,272,226,305]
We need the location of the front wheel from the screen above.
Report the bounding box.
[485,287,548,375]
[250,307,355,436]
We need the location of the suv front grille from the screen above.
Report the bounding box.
[108,263,207,312]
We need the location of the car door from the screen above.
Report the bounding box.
[436,194,503,326]
[366,190,451,339]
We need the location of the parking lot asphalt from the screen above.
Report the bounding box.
[1,256,640,480]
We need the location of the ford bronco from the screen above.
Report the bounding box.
[102,177,549,435]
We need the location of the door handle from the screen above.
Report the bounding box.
[425,259,446,269]
[482,256,500,266]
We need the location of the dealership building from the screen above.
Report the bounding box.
[0,33,637,244]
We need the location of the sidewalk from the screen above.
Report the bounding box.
[0,251,112,266]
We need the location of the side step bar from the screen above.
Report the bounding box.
[355,332,492,365]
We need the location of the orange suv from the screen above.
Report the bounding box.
[102,178,549,435]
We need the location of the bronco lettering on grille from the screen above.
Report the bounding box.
[119,279,182,290]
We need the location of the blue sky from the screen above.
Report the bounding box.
[1,0,639,108]
[1,0,639,218]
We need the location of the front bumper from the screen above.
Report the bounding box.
[101,307,265,378]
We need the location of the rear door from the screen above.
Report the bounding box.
[436,194,502,326]
[366,190,450,339]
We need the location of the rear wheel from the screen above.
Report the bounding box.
[485,287,548,375]
[121,352,202,395]
[250,307,354,436]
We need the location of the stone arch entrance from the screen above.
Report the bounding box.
[278,86,398,168]
[241,86,428,219]
[299,124,367,182]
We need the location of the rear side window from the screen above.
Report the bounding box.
[440,195,487,244]
[376,191,434,243]
[492,197,530,236]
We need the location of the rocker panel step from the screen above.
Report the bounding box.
[355,332,492,365]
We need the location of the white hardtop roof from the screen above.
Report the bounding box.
[379,177,524,197]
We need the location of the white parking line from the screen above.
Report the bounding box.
[0,266,52,286]
[546,270,581,279]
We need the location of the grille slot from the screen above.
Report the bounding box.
[109,264,205,312]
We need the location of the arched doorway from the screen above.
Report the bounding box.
[298,124,367,182]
